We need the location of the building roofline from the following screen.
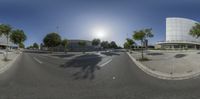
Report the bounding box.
[166,17,198,23]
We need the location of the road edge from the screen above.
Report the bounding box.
[0,53,21,74]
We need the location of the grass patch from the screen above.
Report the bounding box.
[137,57,150,61]
[147,53,163,55]
[2,58,11,62]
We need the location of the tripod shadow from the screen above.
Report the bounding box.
[60,54,102,80]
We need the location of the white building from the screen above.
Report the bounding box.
[0,35,18,49]
[157,17,200,49]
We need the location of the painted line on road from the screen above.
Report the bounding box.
[33,57,43,64]
[99,58,112,67]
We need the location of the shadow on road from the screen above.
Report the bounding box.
[52,54,75,58]
[100,52,120,56]
[174,54,186,58]
[60,54,102,80]
[197,52,200,54]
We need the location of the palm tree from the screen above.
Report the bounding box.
[0,24,12,60]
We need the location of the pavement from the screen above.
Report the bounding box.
[40,51,113,67]
[129,50,200,80]
[1,51,200,98]
[0,51,20,74]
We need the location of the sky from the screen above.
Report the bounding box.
[0,0,200,47]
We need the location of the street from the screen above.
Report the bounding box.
[0,52,200,99]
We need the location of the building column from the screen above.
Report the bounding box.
[195,45,197,49]
[171,45,174,49]
[185,45,188,49]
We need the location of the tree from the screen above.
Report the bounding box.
[61,39,68,54]
[27,45,33,49]
[101,41,109,49]
[144,28,154,49]
[19,42,25,48]
[10,29,27,48]
[92,38,101,51]
[0,24,12,60]
[189,23,200,38]
[123,42,130,49]
[92,38,101,46]
[110,41,118,49]
[133,30,147,59]
[43,32,61,51]
[78,41,86,53]
[133,28,153,59]
[126,38,135,50]
[33,42,39,49]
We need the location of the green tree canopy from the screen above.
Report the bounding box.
[110,41,118,49]
[62,39,68,53]
[33,42,39,49]
[92,38,101,46]
[43,32,61,48]
[78,41,86,47]
[10,29,27,45]
[19,42,25,48]
[144,28,154,38]
[78,41,86,53]
[133,30,146,41]
[123,42,130,49]
[0,24,13,60]
[189,23,200,38]
[0,24,12,36]
[133,28,153,42]
[61,39,68,47]
[133,28,153,59]
[126,38,135,47]
[101,41,109,49]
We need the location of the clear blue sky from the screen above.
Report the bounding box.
[0,0,200,47]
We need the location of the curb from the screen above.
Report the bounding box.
[0,53,21,74]
[126,52,200,80]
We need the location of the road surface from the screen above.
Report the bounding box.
[0,52,200,99]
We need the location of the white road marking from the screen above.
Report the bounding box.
[99,58,112,67]
[33,57,43,64]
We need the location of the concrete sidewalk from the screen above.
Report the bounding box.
[0,51,20,74]
[128,50,200,80]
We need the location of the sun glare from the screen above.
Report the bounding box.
[93,28,106,39]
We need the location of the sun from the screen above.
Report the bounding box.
[93,28,106,39]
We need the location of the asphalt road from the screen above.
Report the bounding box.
[1,52,200,99]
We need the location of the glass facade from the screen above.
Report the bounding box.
[166,17,200,42]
